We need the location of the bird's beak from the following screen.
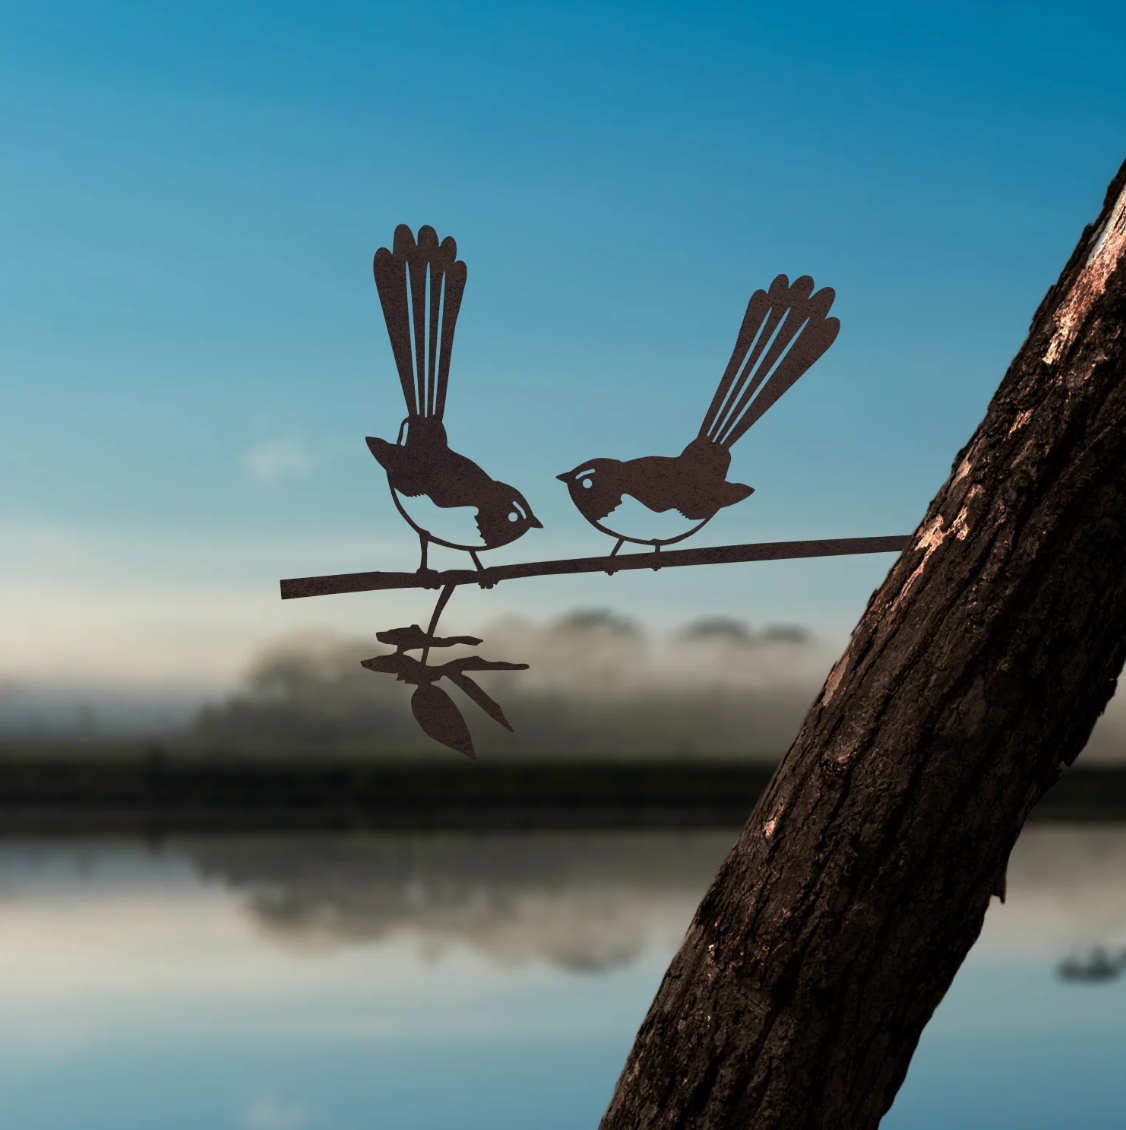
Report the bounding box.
[530,517,544,529]
[556,473,570,482]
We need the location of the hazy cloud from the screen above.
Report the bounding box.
[0,523,412,705]
[241,1095,313,1130]
[176,611,1126,761]
[182,611,836,759]
[244,437,313,483]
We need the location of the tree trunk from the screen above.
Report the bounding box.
[600,154,1126,1130]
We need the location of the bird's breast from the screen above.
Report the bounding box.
[589,494,709,544]
[391,488,491,548]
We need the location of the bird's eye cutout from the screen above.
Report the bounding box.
[508,510,519,522]
[581,477,593,490]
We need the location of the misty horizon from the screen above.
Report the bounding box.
[0,609,826,759]
[4,607,1126,764]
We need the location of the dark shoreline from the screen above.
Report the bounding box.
[1,759,1123,834]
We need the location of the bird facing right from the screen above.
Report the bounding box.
[366,224,542,573]
[558,273,840,555]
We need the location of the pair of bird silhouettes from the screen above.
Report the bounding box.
[366,224,840,572]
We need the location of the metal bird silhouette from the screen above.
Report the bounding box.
[368,224,542,573]
[281,242,906,761]
[558,274,839,555]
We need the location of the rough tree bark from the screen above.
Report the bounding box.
[600,154,1126,1130]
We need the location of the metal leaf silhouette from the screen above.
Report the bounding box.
[360,652,427,682]
[444,671,513,731]
[376,624,482,651]
[442,657,530,673]
[360,653,407,675]
[411,683,475,759]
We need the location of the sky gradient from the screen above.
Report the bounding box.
[3,0,1126,701]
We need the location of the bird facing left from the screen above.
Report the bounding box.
[367,224,542,573]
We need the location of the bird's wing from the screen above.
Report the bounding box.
[372,225,467,422]
[366,436,427,497]
[698,274,839,450]
[676,481,753,520]
[426,447,494,509]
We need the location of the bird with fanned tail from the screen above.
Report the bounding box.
[558,273,840,556]
[367,224,542,573]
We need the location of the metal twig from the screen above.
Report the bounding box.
[421,584,457,664]
[280,535,911,600]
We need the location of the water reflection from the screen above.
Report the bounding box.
[1057,948,1126,983]
[2,824,1125,974]
[186,831,733,971]
[178,824,1126,971]
[0,826,1123,1130]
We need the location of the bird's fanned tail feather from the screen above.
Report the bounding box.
[373,225,467,421]
[699,274,839,449]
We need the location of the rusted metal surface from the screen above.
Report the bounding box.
[368,224,541,573]
[560,274,839,554]
[281,223,906,756]
[281,535,910,599]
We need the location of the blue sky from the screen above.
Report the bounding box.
[2,0,1126,695]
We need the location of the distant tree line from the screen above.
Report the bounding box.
[178,611,822,761]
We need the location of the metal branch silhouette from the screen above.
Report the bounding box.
[280,536,908,599]
[278,223,908,757]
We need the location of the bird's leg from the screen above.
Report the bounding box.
[417,532,441,588]
[469,549,494,589]
[604,539,625,575]
[421,584,457,665]
[651,543,663,571]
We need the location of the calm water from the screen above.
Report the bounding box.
[0,826,1123,1129]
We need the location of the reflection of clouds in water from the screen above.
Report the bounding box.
[1057,947,1126,982]
[189,832,735,972]
[186,825,1126,972]
[977,825,1126,957]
